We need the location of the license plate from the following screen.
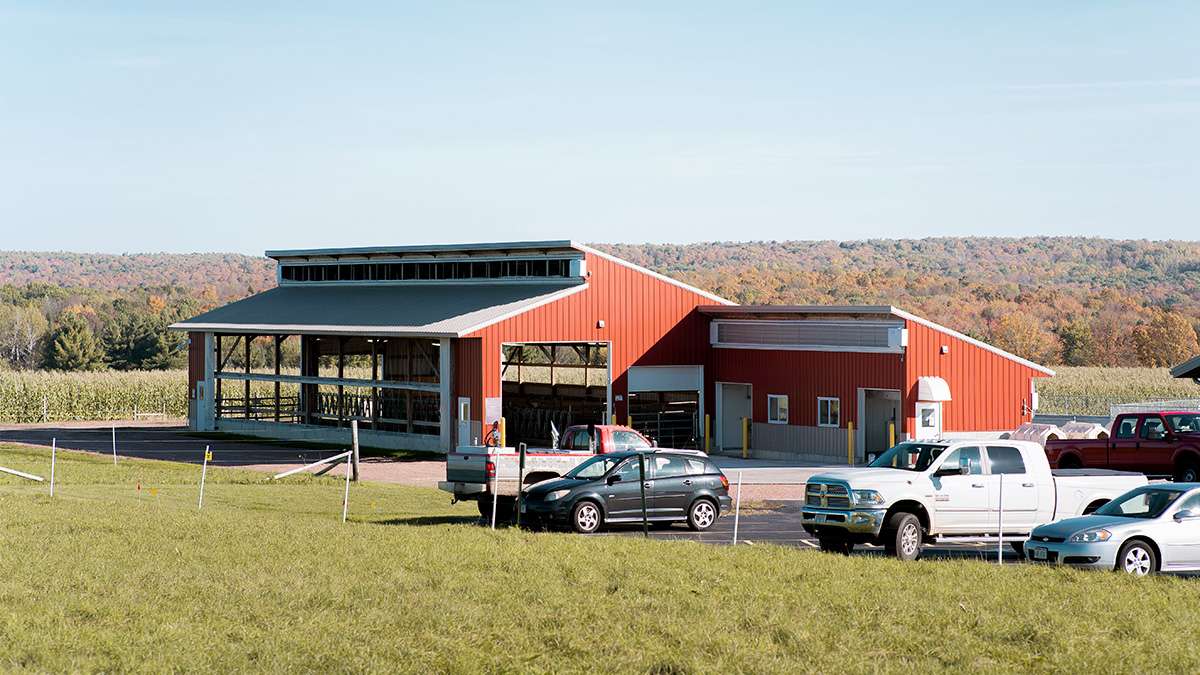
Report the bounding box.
[1033,546,1048,560]
[814,513,827,523]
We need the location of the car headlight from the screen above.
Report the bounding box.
[852,489,885,506]
[545,489,571,502]
[1069,528,1112,543]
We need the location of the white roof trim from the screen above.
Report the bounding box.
[893,308,1056,376]
[457,283,590,335]
[573,244,735,306]
[167,323,458,338]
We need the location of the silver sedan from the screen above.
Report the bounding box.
[1025,483,1200,576]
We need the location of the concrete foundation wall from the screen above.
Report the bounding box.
[216,419,442,453]
[750,422,850,462]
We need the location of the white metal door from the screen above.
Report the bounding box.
[456,397,471,447]
[914,402,942,440]
[718,383,752,451]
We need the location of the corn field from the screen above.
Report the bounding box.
[1038,367,1200,416]
[0,370,190,423]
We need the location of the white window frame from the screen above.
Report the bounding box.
[767,394,789,425]
[817,397,840,428]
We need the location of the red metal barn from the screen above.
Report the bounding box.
[174,241,1053,461]
[174,241,729,453]
[699,306,1053,462]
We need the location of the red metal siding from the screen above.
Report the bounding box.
[452,337,484,425]
[461,252,715,425]
[903,320,1049,435]
[187,331,204,400]
[711,348,905,427]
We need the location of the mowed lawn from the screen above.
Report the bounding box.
[1,446,1199,674]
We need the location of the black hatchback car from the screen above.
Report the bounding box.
[521,450,732,534]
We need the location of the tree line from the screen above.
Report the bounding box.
[0,284,210,372]
[2,237,1198,371]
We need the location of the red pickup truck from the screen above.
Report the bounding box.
[1045,412,1200,481]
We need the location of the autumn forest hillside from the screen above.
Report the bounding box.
[0,237,1198,372]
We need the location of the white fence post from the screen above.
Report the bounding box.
[491,463,499,530]
[198,446,210,510]
[50,438,56,497]
[342,453,351,524]
[732,471,743,545]
[111,426,118,466]
[351,420,360,482]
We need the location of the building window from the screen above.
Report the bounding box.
[767,395,789,424]
[818,397,840,428]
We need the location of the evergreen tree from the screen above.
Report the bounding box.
[45,312,105,371]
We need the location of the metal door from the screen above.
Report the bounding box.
[914,402,942,440]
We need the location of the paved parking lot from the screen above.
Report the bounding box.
[587,505,1027,563]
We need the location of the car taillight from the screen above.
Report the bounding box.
[719,474,729,490]
[486,461,496,478]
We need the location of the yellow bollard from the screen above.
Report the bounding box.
[499,417,507,447]
[741,417,749,459]
[888,420,896,448]
[627,415,633,429]
[847,421,855,466]
[704,414,711,453]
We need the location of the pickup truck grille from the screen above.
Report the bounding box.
[806,482,851,509]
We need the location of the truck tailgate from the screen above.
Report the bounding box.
[447,447,490,484]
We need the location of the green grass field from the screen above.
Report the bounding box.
[2,444,1200,673]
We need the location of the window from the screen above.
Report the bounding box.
[1166,414,1200,434]
[684,458,710,475]
[566,430,593,451]
[1115,417,1138,439]
[611,430,651,451]
[987,446,1026,475]
[648,455,688,479]
[1141,417,1167,441]
[615,458,645,481]
[768,395,789,424]
[817,397,840,427]
[920,407,937,430]
[938,446,982,475]
[1176,492,1200,514]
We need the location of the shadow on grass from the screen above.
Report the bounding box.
[375,515,483,527]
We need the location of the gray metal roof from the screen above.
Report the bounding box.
[1172,355,1200,380]
[265,240,581,260]
[170,282,586,337]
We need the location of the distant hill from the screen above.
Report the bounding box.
[0,251,276,299]
[2,237,1198,368]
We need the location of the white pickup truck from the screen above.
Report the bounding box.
[801,439,1147,560]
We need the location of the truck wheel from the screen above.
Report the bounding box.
[1116,539,1157,576]
[1175,460,1200,483]
[817,537,854,555]
[1058,455,1081,470]
[1009,542,1025,558]
[687,499,718,531]
[571,500,602,534]
[887,512,923,561]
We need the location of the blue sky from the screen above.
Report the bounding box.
[1,2,1197,254]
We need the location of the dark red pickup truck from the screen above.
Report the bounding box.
[1045,412,1200,481]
